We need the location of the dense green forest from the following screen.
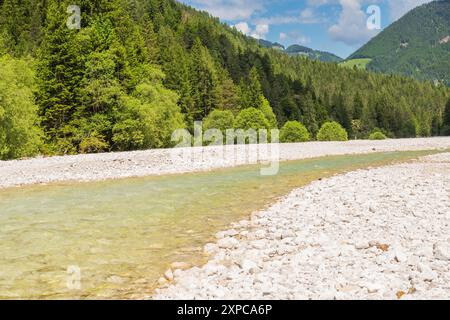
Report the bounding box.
[349,0,450,85]
[0,0,449,159]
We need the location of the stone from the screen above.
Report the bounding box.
[217,237,239,249]
[394,247,408,263]
[239,259,258,273]
[354,241,370,250]
[417,263,437,281]
[204,243,217,255]
[254,230,266,239]
[251,240,266,250]
[433,243,450,261]
[158,277,168,286]
[164,269,174,281]
[363,282,384,294]
[171,261,190,270]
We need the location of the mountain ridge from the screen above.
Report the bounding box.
[348,0,450,85]
[258,39,343,63]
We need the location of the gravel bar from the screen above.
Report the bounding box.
[1,137,450,189]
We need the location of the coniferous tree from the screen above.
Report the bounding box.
[37,0,83,152]
[189,37,219,120]
[239,67,265,110]
[442,98,450,135]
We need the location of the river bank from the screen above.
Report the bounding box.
[1,138,450,189]
[154,153,450,300]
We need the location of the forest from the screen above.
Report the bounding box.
[0,0,449,160]
[350,1,450,86]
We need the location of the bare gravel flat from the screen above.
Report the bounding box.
[1,137,449,189]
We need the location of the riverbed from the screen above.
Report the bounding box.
[0,150,441,299]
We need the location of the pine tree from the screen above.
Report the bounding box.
[443,97,450,135]
[217,72,239,111]
[189,37,219,120]
[36,0,84,152]
[239,67,264,110]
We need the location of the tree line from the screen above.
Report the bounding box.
[0,0,449,160]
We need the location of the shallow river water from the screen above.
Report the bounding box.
[0,150,440,299]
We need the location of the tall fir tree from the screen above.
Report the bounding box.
[36,0,84,152]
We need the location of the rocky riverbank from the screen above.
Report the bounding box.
[1,138,450,189]
[154,153,450,300]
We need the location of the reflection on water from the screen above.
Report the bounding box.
[0,150,440,299]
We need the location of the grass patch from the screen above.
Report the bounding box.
[340,58,372,70]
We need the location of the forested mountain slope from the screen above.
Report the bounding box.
[0,0,449,159]
[349,0,450,85]
[285,44,343,63]
[258,40,343,63]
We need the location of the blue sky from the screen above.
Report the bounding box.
[179,0,434,58]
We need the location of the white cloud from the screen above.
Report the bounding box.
[186,0,266,20]
[254,7,325,25]
[328,0,380,46]
[234,22,251,35]
[255,24,269,35]
[234,22,270,39]
[252,23,270,39]
[279,30,311,44]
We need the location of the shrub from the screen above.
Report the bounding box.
[233,108,270,144]
[317,121,348,141]
[203,110,235,132]
[234,108,269,131]
[112,81,185,151]
[79,132,109,154]
[368,131,387,140]
[280,121,310,143]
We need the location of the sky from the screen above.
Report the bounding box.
[179,0,435,58]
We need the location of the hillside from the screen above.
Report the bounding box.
[349,0,450,85]
[258,40,343,63]
[0,0,449,159]
[285,44,343,63]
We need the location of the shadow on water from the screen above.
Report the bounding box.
[0,150,443,299]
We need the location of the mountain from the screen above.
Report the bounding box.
[258,39,285,51]
[285,44,343,63]
[348,0,450,85]
[258,40,343,63]
[0,0,449,159]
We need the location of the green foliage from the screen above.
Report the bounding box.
[238,67,265,110]
[317,121,348,141]
[368,131,388,140]
[113,79,185,150]
[442,98,450,135]
[203,110,235,132]
[0,0,449,159]
[79,131,109,154]
[349,1,450,85]
[0,55,42,159]
[260,97,278,129]
[33,0,184,154]
[339,59,371,70]
[189,38,220,121]
[280,121,310,143]
[234,108,269,131]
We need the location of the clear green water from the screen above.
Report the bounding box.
[0,150,441,299]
